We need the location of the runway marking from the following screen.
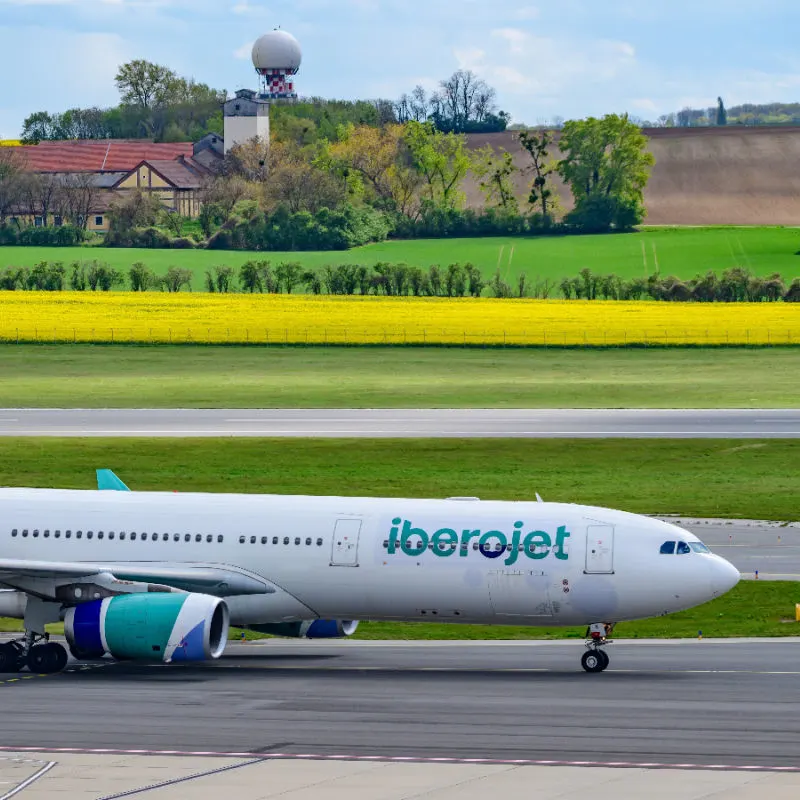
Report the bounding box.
[0,759,56,800]
[0,746,798,774]
[147,663,800,676]
[96,757,265,799]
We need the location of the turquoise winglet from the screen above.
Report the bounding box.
[96,469,131,492]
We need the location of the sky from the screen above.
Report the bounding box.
[1,0,800,138]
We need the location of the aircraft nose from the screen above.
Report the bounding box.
[709,555,740,597]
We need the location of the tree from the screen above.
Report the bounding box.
[108,189,162,234]
[716,97,728,126]
[20,112,56,144]
[326,124,423,216]
[115,60,178,109]
[558,114,655,232]
[471,146,519,213]
[55,173,99,230]
[0,149,27,223]
[403,121,471,210]
[517,130,560,223]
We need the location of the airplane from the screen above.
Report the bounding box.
[0,471,740,675]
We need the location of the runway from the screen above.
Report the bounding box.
[1,408,800,437]
[667,518,800,579]
[2,640,800,771]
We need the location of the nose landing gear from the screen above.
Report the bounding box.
[582,622,614,673]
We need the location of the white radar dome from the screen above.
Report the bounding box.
[252,30,302,73]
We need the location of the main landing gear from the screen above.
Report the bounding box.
[0,633,69,675]
[581,622,615,673]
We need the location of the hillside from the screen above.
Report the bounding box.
[465,126,800,226]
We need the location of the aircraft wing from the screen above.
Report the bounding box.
[0,559,272,598]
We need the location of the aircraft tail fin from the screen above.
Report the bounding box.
[96,469,130,492]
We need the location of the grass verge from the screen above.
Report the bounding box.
[3,583,798,639]
[2,345,800,408]
[0,437,798,519]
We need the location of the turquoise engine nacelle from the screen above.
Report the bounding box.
[64,593,229,663]
[249,620,359,639]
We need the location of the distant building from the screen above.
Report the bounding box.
[6,135,224,231]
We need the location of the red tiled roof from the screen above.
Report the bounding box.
[10,140,194,173]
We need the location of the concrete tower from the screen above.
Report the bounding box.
[223,29,303,155]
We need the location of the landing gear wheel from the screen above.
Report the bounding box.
[0,643,23,673]
[581,649,609,673]
[27,642,68,674]
[44,643,68,673]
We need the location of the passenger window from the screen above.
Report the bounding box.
[109,532,115,540]
[196,534,202,543]
[76,531,82,539]
[239,536,246,544]
[130,532,136,541]
[44,530,50,538]
[87,532,93,540]
[294,537,300,546]
[119,532,125,540]
[98,532,104,540]
[283,537,290,545]
[162,534,168,542]
[250,536,256,544]
[207,535,213,543]
[11,529,17,537]
[306,537,312,546]
[33,530,39,538]
[273,536,278,545]
[660,541,676,555]
[66,531,71,539]
[676,541,691,555]
[217,535,223,543]
[317,538,323,546]
[174,534,180,542]
[261,536,268,544]
[22,530,28,537]
[185,534,191,542]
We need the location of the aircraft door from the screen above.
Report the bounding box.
[585,525,614,574]
[330,519,362,567]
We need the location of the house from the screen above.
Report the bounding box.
[7,135,224,231]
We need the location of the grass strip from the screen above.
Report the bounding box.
[0,438,798,519]
[3,584,798,639]
[2,345,800,408]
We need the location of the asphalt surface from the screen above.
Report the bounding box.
[1,408,800,437]
[671,518,800,579]
[2,640,800,770]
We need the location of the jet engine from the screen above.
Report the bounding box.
[249,620,359,638]
[64,593,229,663]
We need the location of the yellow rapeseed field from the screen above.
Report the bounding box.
[1,292,799,345]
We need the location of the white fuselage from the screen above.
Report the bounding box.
[0,488,740,627]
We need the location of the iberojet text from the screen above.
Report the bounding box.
[388,519,571,566]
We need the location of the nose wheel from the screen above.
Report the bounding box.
[582,622,614,673]
[581,648,609,673]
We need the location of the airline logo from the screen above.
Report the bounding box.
[387,519,570,566]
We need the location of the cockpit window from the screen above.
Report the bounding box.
[660,541,676,554]
[689,542,710,554]
[676,541,691,554]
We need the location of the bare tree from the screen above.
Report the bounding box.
[0,149,27,223]
[56,173,99,229]
[410,85,431,122]
[20,172,62,224]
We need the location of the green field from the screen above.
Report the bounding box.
[3,583,797,639]
[0,437,798,519]
[2,226,799,290]
[2,345,799,408]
